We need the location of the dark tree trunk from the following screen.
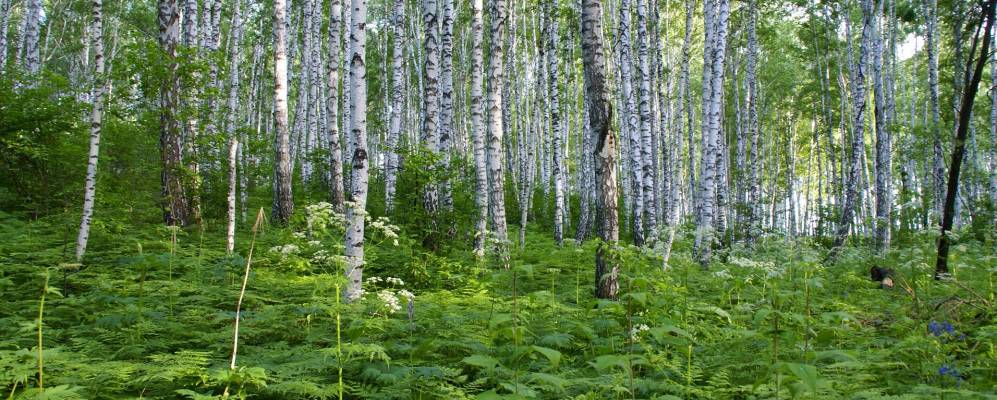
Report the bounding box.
[936,0,995,278]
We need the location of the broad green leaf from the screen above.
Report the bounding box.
[530,346,562,369]
[785,363,818,393]
[463,354,500,370]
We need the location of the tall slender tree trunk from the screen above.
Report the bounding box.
[990,31,997,211]
[680,0,694,220]
[0,0,11,72]
[617,0,644,246]
[487,0,510,257]
[272,0,294,225]
[471,0,488,256]
[327,0,345,211]
[581,0,619,299]
[694,0,730,267]
[159,0,190,226]
[636,0,657,236]
[385,0,405,213]
[422,0,441,224]
[926,0,944,222]
[23,0,40,74]
[439,0,455,212]
[344,0,369,302]
[225,0,244,255]
[872,0,891,252]
[829,0,872,262]
[745,0,760,242]
[75,0,106,262]
[546,1,566,246]
[937,0,995,278]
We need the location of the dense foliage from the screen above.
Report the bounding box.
[2,0,997,398]
[1,208,995,399]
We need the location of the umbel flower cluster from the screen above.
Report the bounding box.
[366,276,414,316]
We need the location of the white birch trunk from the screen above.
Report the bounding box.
[830,0,872,260]
[487,0,510,254]
[272,0,294,224]
[327,0,345,210]
[694,0,729,267]
[872,0,891,252]
[618,0,644,245]
[23,0,41,74]
[926,0,944,222]
[636,0,657,234]
[745,0,760,241]
[75,0,105,262]
[0,0,12,72]
[422,0,440,218]
[471,0,488,256]
[439,0,455,211]
[546,2,566,246]
[344,0,369,302]
[385,0,405,213]
[225,0,243,255]
[990,30,997,211]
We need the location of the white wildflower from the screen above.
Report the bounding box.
[629,324,651,341]
[377,290,402,314]
[398,289,415,300]
[713,269,733,280]
[269,244,300,257]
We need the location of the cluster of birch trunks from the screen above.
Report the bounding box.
[3,0,992,298]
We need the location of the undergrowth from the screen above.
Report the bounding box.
[0,210,995,399]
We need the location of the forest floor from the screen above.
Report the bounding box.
[0,210,995,399]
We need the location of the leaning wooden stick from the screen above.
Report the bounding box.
[224,207,265,397]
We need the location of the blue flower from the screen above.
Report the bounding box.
[938,365,959,378]
[928,320,956,337]
[928,320,943,336]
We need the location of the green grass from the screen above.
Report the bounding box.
[0,210,995,399]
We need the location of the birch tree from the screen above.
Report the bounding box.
[926,0,943,221]
[272,0,294,225]
[471,0,488,256]
[636,0,657,234]
[158,0,190,226]
[694,0,730,267]
[487,0,510,252]
[225,0,244,255]
[75,0,105,262]
[0,0,11,72]
[872,0,891,252]
[617,0,644,245]
[680,0,694,217]
[991,31,997,210]
[546,1,566,246]
[745,0,760,241]
[328,0,345,211]
[385,0,405,213]
[829,0,872,262]
[344,0,370,302]
[422,0,441,220]
[23,0,40,74]
[439,0,455,211]
[581,0,619,299]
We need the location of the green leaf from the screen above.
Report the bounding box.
[697,305,732,324]
[463,354,500,370]
[530,346,562,369]
[785,363,818,393]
